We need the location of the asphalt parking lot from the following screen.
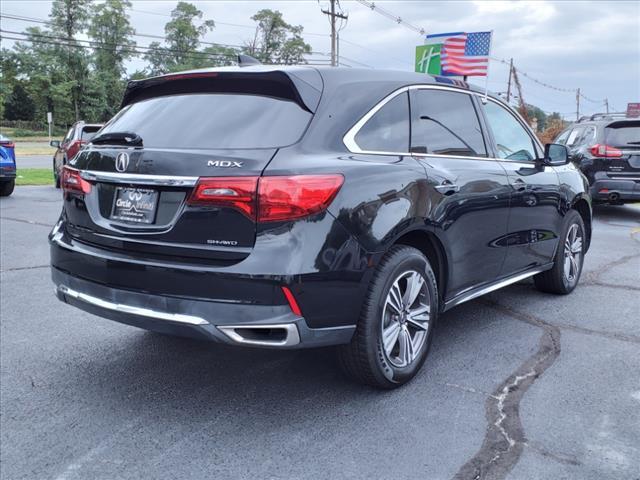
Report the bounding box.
[1,186,639,480]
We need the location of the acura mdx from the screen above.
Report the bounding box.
[50,66,592,388]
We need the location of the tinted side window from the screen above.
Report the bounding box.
[354,92,410,153]
[483,101,536,161]
[411,90,487,157]
[554,129,571,145]
[566,127,585,147]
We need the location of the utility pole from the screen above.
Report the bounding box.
[322,0,348,66]
[576,88,580,121]
[506,58,513,103]
[605,98,609,114]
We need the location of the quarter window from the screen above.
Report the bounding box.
[354,92,410,153]
[483,101,536,161]
[411,90,487,157]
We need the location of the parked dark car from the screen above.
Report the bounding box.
[51,121,102,188]
[554,113,640,204]
[50,67,592,388]
[0,133,16,197]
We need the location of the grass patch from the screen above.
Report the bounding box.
[15,168,54,186]
[15,143,56,155]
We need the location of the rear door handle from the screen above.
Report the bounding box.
[434,182,460,194]
[513,178,527,191]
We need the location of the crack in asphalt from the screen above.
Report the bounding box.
[452,241,639,480]
[452,300,561,480]
[0,264,49,273]
[0,216,54,228]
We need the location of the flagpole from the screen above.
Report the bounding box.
[484,30,493,103]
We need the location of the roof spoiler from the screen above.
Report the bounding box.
[120,69,322,113]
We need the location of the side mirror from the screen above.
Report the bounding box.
[543,143,569,166]
[50,140,61,148]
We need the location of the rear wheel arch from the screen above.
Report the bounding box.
[392,229,448,306]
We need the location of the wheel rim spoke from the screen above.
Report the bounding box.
[407,304,430,330]
[382,321,401,355]
[387,282,404,314]
[403,272,424,309]
[571,238,582,254]
[398,328,414,366]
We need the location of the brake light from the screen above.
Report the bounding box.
[61,166,91,194]
[257,175,344,222]
[66,140,85,159]
[590,144,622,158]
[187,177,259,217]
[0,142,15,148]
[188,175,343,222]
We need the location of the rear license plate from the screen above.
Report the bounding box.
[111,187,159,224]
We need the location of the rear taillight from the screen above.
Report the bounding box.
[66,140,85,159]
[590,144,622,158]
[187,174,344,222]
[187,177,259,217]
[257,175,344,222]
[0,142,15,148]
[61,166,92,194]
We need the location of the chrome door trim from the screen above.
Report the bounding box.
[342,83,543,160]
[57,285,209,325]
[80,170,198,186]
[443,263,553,311]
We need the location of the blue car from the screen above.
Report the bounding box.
[0,134,16,197]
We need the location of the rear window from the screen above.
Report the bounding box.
[101,94,312,149]
[605,122,640,147]
[81,127,101,142]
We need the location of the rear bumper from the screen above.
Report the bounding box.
[0,166,16,179]
[590,178,640,203]
[52,267,355,349]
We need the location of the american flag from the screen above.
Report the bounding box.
[441,31,492,77]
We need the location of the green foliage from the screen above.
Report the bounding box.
[245,9,311,64]
[2,1,313,128]
[144,1,221,74]
[3,83,36,121]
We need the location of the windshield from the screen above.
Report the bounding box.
[100,93,312,149]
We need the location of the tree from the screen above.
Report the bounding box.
[3,83,36,121]
[245,9,311,64]
[49,0,92,120]
[144,2,216,74]
[88,0,136,118]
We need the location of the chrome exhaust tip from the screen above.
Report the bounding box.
[217,323,301,347]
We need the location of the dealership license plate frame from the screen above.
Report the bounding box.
[111,187,159,224]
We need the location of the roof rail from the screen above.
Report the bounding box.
[588,112,628,121]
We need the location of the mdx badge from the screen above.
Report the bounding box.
[207,160,243,168]
[115,152,129,172]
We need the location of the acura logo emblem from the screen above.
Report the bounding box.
[115,152,129,172]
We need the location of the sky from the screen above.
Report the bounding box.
[1,0,639,120]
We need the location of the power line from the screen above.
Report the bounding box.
[0,12,330,56]
[355,0,425,35]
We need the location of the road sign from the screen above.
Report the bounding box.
[626,103,640,118]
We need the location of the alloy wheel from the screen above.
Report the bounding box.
[563,223,583,285]
[381,270,431,368]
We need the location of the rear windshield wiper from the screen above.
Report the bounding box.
[90,131,143,147]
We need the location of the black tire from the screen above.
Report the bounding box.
[534,210,585,294]
[338,245,439,389]
[0,179,15,197]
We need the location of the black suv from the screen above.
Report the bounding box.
[50,67,592,388]
[554,114,640,204]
